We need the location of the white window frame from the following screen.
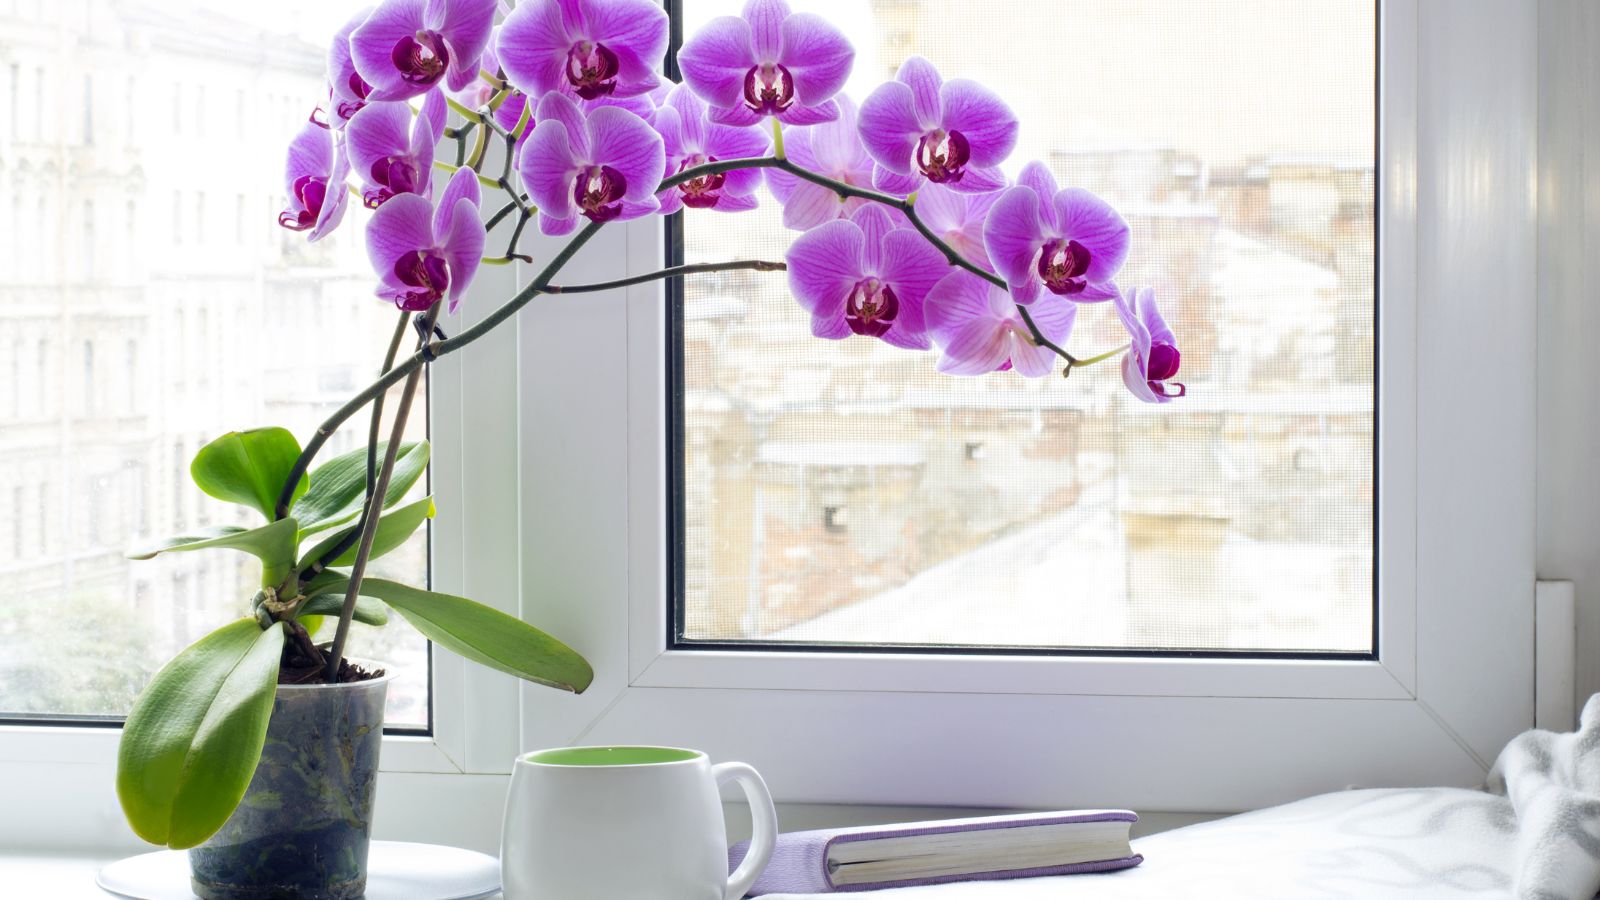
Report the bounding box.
[513,0,1541,815]
[0,0,1545,852]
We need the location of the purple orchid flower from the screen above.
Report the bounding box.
[1114,285,1185,402]
[784,205,946,349]
[350,0,498,101]
[279,120,350,241]
[346,91,447,208]
[517,91,665,235]
[322,7,377,130]
[497,0,668,102]
[858,57,1015,195]
[677,0,854,127]
[764,94,876,231]
[654,85,768,215]
[924,271,1075,378]
[982,161,1129,304]
[915,182,1001,271]
[366,166,486,313]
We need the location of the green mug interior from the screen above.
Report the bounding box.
[525,746,702,767]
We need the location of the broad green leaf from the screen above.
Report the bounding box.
[190,428,307,521]
[297,594,389,626]
[117,619,284,849]
[328,576,592,693]
[294,441,430,536]
[127,517,298,569]
[295,496,434,569]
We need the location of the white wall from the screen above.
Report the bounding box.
[1536,0,1600,716]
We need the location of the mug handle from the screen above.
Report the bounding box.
[714,761,777,900]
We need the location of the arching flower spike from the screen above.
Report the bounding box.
[346,92,447,208]
[858,57,1016,195]
[784,205,946,349]
[982,161,1129,304]
[764,94,878,231]
[1115,286,1185,402]
[366,166,487,313]
[677,0,854,127]
[654,85,769,215]
[350,0,498,101]
[924,270,1076,377]
[279,120,350,241]
[518,91,665,235]
[497,0,668,102]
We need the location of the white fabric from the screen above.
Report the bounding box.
[765,697,1600,899]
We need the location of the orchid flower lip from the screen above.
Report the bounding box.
[393,29,451,86]
[575,164,628,222]
[845,278,899,337]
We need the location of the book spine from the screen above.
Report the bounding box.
[831,854,1145,892]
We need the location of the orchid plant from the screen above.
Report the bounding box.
[117,0,1184,851]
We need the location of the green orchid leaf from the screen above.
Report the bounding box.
[297,594,389,627]
[321,576,592,693]
[116,619,285,850]
[295,496,434,570]
[127,518,298,570]
[294,441,430,537]
[190,428,307,522]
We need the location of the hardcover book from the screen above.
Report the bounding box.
[728,810,1143,895]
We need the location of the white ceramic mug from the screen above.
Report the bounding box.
[501,745,777,900]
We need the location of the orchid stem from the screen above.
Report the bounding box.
[432,159,499,189]
[770,118,785,159]
[546,260,786,294]
[1071,343,1130,368]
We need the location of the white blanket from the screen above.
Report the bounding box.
[764,698,1600,899]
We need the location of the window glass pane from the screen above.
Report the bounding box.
[675,0,1376,653]
[0,0,430,726]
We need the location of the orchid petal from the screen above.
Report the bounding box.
[881,295,929,350]
[878,229,946,308]
[433,165,481,238]
[497,0,570,97]
[937,320,1010,376]
[309,148,351,242]
[417,86,447,146]
[588,107,666,202]
[1121,352,1161,403]
[1138,285,1175,344]
[811,310,852,340]
[350,0,429,100]
[1017,161,1059,231]
[661,87,703,153]
[519,118,581,219]
[708,192,761,213]
[786,219,863,320]
[850,204,895,275]
[437,0,497,91]
[779,12,853,107]
[1022,295,1076,345]
[940,78,1018,169]
[586,0,670,81]
[857,80,920,174]
[947,164,1007,195]
[539,211,580,236]
[709,103,766,127]
[441,198,486,311]
[982,185,1045,291]
[1009,337,1058,378]
[744,0,787,60]
[802,94,866,172]
[678,15,757,110]
[924,271,995,346]
[779,180,844,231]
[536,91,591,156]
[1054,187,1130,284]
[1113,286,1153,366]
[776,100,839,126]
[871,164,922,196]
[366,192,435,276]
[285,120,333,194]
[896,56,942,130]
[345,100,412,184]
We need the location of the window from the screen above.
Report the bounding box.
[673,0,1375,654]
[0,2,429,732]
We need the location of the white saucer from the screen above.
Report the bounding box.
[96,840,500,900]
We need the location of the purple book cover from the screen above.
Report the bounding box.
[728,810,1143,895]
